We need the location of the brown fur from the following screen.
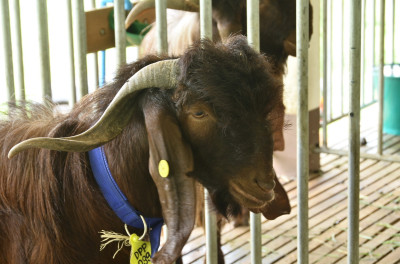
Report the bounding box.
[0,36,288,264]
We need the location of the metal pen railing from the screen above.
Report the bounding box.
[320,0,400,163]
[3,0,399,263]
[297,0,310,263]
[0,0,15,105]
[72,0,88,100]
[246,1,262,263]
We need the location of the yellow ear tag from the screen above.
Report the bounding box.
[158,160,169,178]
[129,234,152,264]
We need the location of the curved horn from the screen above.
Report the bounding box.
[125,0,200,29]
[8,59,180,159]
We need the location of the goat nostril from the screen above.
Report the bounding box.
[256,178,275,191]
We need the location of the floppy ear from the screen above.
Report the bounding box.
[261,175,291,220]
[143,102,196,264]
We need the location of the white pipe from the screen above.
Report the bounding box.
[72,0,88,99]
[0,0,16,104]
[296,0,309,263]
[89,0,99,88]
[10,0,25,101]
[200,0,218,263]
[155,0,168,54]
[65,0,76,106]
[348,0,362,262]
[115,0,126,66]
[247,0,262,263]
[377,0,385,155]
[37,0,52,100]
[322,0,328,147]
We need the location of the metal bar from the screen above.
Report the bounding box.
[394,0,397,63]
[89,0,99,88]
[340,0,344,116]
[377,0,385,155]
[247,0,262,263]
[204,191,217,264]
[115,0,126,66]
[297,0,309,263]
[322,0,328,147]
[65,0,76,106]
[328,0,333,121]
[348,0,362,263]
[392,0,395,64]
[37,0,52,100]
[199,0,217,262]
[247,0,260,51]
[200,0,212,39]
[0,0,16,104]
[73,0,88,99]
[360,0,366,106]
[155,0,168,54]
[372,0,376,101]
[10,0,25,101]
[315,147,400,163]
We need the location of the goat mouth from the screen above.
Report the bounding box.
[229,181,275,209]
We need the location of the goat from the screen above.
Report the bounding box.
[127,0,313,151]
[1,36,289,264]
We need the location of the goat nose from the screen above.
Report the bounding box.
[256,178,276,192]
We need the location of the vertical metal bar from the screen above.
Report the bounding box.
[322,0,328,147]
[115,0,126,66]
[155,0,168,54]
[72,0,88,99]
[10,0,25,101]
[250,213,261,264]
[297,0,309,263]
[377,0,385,155]
[247,0,260,51]
[200,0,212,39]
[360,0,366,107]
[37,0,52,100]
[204,191,217,264]
[0,0,16,104]
[89,0,99,88]
[200,1,217,262]
[65,0,76,106]
[328,0,333,121]
[340,0,344,116]
[348,0,362,263]
[392,0,395,64]
[372,0,376,101]
[247,0,261,263]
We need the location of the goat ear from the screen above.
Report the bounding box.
[261,175,291,220]
[143,102,196,263]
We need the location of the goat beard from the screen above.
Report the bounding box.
[187,170,242,218]
[206,187,243,219]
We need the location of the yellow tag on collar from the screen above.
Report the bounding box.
[158,160,169,178]
[130,234,152,264]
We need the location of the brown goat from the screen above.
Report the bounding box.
[129,0,313,230]
[129,0,313,151]
[1,36,289,264]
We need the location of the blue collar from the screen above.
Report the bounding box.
[88,147,164,257]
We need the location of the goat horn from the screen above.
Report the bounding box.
[8,59,180,159]
[125,0,199,29]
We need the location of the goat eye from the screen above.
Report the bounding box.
[192,110,207,118]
